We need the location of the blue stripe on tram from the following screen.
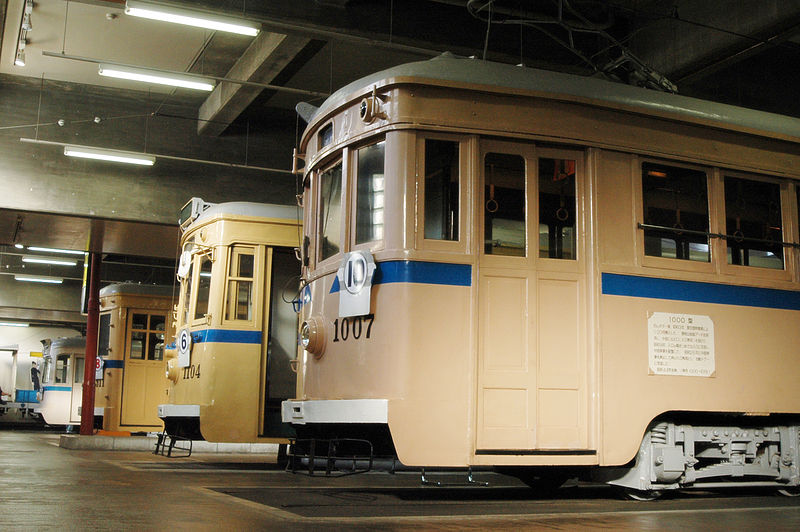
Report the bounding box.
[190,329,262,344]
[103,360,124,369]
[42,386,71,392]
[602,272,800,311]
[331,260,472,293]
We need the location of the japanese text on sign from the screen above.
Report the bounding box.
[648,312,715,377]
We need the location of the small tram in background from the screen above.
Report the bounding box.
[283,53,800,497]
[96,283,175,433]
[37,336,97,428]
[158,198,301,448]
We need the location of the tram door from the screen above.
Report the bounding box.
[69,354,85,424]
[476,139,590,452]
[121,311,166,427]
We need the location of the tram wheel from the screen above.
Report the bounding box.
[623,488,662,501]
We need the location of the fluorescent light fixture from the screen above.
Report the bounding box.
[26,246,85,256]
[14,243,24,249]
[14,274,63,284]
[125,0,260,36]
[15,48,25,67]
[64,144,156,166]
[22,255,78,266]
[0,322,29,327]
[98,64,214,91]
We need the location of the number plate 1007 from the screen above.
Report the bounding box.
[332,314,375,342]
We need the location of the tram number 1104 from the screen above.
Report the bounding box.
[332,314,375,343]
[182,364,201,380]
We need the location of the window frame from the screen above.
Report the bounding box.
[416,133,472,255]
[350,137,387,253]
[636,157,716,275]
[718,169,793,282]
[222,244,261,326]
[313,153,348,270]
[127,311,168,362]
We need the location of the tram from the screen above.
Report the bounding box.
[95,283,175,433]
[283,53,800,497]
[159,198,301,445]
[37,337,98,428]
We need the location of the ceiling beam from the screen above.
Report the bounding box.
[198,31,311,136]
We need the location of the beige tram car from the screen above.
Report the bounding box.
[159,199,301,444]
[283,53,800,495]
[95,283,174,433]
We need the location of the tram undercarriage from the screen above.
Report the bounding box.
[602,417,800,498]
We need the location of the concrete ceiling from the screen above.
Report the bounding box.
[1,0,800,325]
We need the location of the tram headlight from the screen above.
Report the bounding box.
[166,358,179,383]
[300,317,324,357]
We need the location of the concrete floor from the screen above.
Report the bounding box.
[2,429,800,530]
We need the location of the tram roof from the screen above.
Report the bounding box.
[48,336,86,350]
[309,53,800,144]
[194,202,300,225]
[100,283,175,298]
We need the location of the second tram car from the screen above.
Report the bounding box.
[96,283,174,433]
[37,337,98,428]
[283,53,800,496]
[159,198,301,445]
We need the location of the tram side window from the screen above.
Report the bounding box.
[98,313,111,358]
[485,153,526,256]
[724,176,783,269]
[539,158,576,259]
[149,316,166,361]
[182,258,194,325]
[642,163,710,262]
[225,247,255,321]
[318,162,343,261]
[54,354,69,384]
[424,139,459,241]
[74,357,84,384]
[194,254,213,320]
[356,141,386,244]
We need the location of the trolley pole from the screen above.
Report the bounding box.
[80,252,101,436]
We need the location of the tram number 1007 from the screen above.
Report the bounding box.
[332,314,375,343]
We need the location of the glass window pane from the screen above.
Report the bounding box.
[98,313,111,358]
[424,139,460,241]
[484,153,526,256]
[74,358,84,384]
[194,255,213,320]
[148,332,164,361]
[132,313,147,330]
[182,259,193,325]
[356,142,386,244]
[226,280,253,321]
[55,355,68,383]
[319,162,343,261]
[267,248,300,401]
[725,176,783,269]
[539,158,576,259]
[238,253,254,278]
[642,163,709,262]
[130,332,145,360]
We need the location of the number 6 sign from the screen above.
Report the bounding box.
[177,327,192,368]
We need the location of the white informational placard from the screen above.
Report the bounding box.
[648,312,715,377]
[177,327,192,368]
[95,357,104,381]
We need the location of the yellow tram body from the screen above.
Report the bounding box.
[96,283,175,433]
[284,54,800,493]
[160,199,301,443]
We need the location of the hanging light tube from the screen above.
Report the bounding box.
[22,255,78,266]
[26,246,85,256]
[63,144,156,166]
[0,322,30,327]
[98,64,215,91]
[124,1,260,36]
[14,274,63,284]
